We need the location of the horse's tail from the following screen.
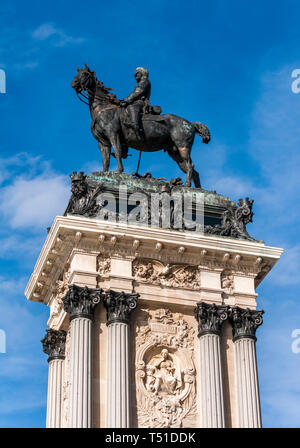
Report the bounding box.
[192,122,211,144]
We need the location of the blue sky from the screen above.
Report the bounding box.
[0,0,300,427]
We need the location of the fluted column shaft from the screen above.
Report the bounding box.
[46,358,64,427]
[63,284,102,428]
[68,317,92,427]
[230,307,264,428]
[41,329,66,428]
[195,302,229,428]
[104,290,139,428]
[107,322,130,427]
[199,333,225,427]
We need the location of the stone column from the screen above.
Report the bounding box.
[41,328,66,428]
[63,284,103,428]
[230,307,264,428]
[194,302,229,428]
[103,290,139,428]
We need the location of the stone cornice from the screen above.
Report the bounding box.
[62,284,103,320]
[103,290,139,325]
[25,215,283,305]
[229,306,264,341]
[194,302,229,336]
[41,328,66,362]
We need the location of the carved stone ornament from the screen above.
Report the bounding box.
[135,309,197,428]
[103,290,139,325]
[205,197,256,241]
[41,328,67,362]
[62,284,103,320]
[230,306,264,341]
[51,268,71,319]
[97,255,111,275]
[221,270,234,295]
[133,259,201,290]
[65,171,104,217]
[194,302,229,337]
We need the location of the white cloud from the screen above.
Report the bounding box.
[0,153,70,230]
[32,23,85,47]
[0,173,69,229]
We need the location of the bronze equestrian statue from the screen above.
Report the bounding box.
[71,65,210,188]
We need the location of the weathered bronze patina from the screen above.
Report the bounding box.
[71,65,210,188]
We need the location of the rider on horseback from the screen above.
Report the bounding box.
[120,67,151,138]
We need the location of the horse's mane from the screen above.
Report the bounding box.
[95,79,119,104]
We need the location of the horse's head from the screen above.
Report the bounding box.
[72,64,119,105]
[71,64,97,94]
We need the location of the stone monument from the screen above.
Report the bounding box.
[25,67,283,428]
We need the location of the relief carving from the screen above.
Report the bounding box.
[97,255,111,275]
[133,259,200,290]
[135,308,197,428]
[221,270,234,295]
[51,268,70,318]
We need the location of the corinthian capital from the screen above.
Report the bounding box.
[41,329,66,362]
[63,284,103,320]
[230,307,264,341]
[194,302,229,337]
[103,290,139,325]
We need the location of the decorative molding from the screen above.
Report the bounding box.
[135,308,197,427]
[194,302,229,336]
[41,328,67,362]
[103,290,139,325]
[133,259,201,290]
[229,306,264,341]
[62,284,103,320]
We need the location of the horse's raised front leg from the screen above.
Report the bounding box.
[109,133,124,173]
[98,142,111,172]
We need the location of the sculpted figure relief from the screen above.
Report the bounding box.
[135,308,197,427]
[71,65,210,188]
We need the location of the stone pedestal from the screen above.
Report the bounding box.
[25,172,283,428]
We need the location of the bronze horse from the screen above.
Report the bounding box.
[71,65,210,188]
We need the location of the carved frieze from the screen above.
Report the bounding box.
[135,308,197,427]
[133,259,201,290]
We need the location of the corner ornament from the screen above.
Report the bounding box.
[41,328,67,362]
[194,302,229,337]
[65,171,104,217]
[62,284,103,320]
[229,306,264,341]
[205,197,256,241]
[103,290,139,325]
